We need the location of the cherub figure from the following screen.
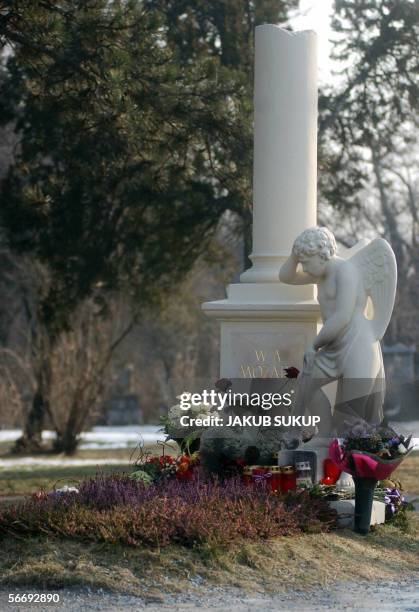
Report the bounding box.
[279,227,397,434]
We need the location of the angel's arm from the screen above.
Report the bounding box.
[313,264,357,350]
[279,253,317,285]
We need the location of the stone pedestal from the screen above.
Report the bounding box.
[211,302,320,378]
[329,500,386,528]
[202,26,321,375]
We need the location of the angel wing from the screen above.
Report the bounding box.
[343,238,397,340]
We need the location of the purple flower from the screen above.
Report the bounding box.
[383,487,408,518]
[347,421,374,438]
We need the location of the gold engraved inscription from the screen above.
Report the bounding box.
[240,349,287,378]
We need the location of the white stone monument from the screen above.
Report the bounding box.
[202,25,321,378]
[280,227,397,431]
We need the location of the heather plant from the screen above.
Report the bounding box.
[0,474,337,549]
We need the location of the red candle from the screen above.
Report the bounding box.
[323,458,341,484]
[242,467,253,487]
[281,466,297,492]
[269,467,282,493]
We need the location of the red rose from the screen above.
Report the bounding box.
[284,366,300,379]
[177,455,190,465]
[159,455,175,466]
[177,463,188,472]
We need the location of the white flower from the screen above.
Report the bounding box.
[190,402,213,416]
[168,404,183,425]
[195,413,211,423]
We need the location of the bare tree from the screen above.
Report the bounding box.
[320,131,419,348]
[0,251,137,453]
[46,298,133,454]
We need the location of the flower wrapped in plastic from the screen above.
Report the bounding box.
[328,438,412,480]
[328,421,413,535]
[161,396,219,454]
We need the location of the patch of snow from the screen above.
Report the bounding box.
[0,425,168,468]
[0,457,131,470]
[0,425,166,449]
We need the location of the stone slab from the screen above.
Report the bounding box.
[218,320,319,377]
[329,499,386,527]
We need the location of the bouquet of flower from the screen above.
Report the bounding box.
[329,421,413,534]
[330,421,412,480]
[342,421,411,458]
[131,452,200,484]
[161,399,218,453]
[131,454,177,484]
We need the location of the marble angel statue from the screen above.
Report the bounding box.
[279,227,397,434]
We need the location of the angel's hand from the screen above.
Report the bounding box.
[279,253,313,285]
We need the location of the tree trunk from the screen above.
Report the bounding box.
[13,388,45,453]
[13,386,48,453]
[53,430,79,455]
[13,336,53,454]
[52,402,81,455]
[243,215,252,271]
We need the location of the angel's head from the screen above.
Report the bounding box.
[292,227,337,277]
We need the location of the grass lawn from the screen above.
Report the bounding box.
[0,464,129,497]
[0,445,168,497]
[392,451,419,496]
[1,448,418,499]
[0,517,418,598]
[0,448,417,597]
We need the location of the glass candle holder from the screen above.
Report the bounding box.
[281,466,297,492]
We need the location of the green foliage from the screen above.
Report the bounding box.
[0,1,299,334]
[0,1,249,332]
[144,0,298,70]
[324,0,418,139]
[319,0,419,213]
[129,470,153,485]
[386,501,413,532]
[142,0,299,254]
